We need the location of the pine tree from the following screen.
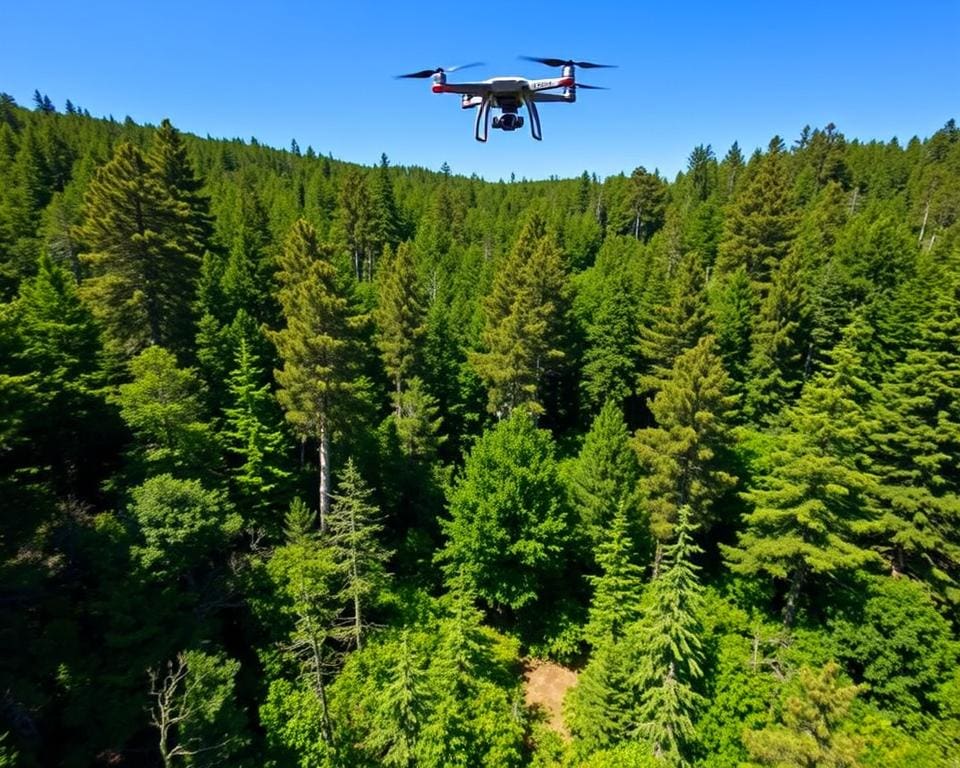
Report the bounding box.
[711,266,755,388]
[725,338,881,626]
[363,631,427,767]
[77,141,199,361]
[687,144,717,203]
[147,118,214,255]
[581,266,641,412]
[638,250,712,393]
[337,167,375,280]
[633,336,738,544]
[627,166,668,241]
[470,217,568,417]
[567,399,642,550]
[744,246,811,422]
[222,329,292,531]
[370,153,402,259]
[327,459,392,650]
[868,279,960,601]
[583,502,646,649]
[12,252,103,494]
[628,506,705,765]
[270,218,356,528]
[376,241,426,412]
[716,137,796,293]
[392,376,445,461]
[743,662,865,768]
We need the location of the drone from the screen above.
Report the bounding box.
[397,56,615,142]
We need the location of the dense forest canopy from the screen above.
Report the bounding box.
[1,90,960,767]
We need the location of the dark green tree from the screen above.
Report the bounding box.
[77,141,199,361]
[633,336,738,545]
[270,218,357,527]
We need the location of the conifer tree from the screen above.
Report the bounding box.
[628,506,705,765]
[376,241,426,411]
[711,266,755,388]
[638,250,712,393]
[223,330,292,530]
[337,167,375,280]
[370,153,402,258]
[744,246,811,421]
[12,252,103,493]
[147,118,214,255]
[77,141,199,361]
[581,266,641,412]
[363,631,427,767]
[392,376,445,461]
[327,459,392,650]
[567,399,642,550]
[743,662,864,768]
[583,502,646,649]
[470,217,568,417]
[270,218,356,527]
[868,279,960,600]
[716,137,796,292]
[725,338,881,626]
[633,336,737,544]
[566,640,638,755]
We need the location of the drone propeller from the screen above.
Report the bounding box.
[520,56,617,69]
[395,62,485,79]
[573,83,609,90]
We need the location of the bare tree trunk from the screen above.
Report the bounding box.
[318,422,330,531]
[918,200,930,246]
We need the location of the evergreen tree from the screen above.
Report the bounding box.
[370,153,402,257]
[392,376,445,461]
[338,167,375,280]
[327,459,392,650]
[744,246,811,421]
[581,266,641,412]
[868,279,960,600]
[626,166,668,241]
[470,217,568,417]
[628,506,705,765]
[711,266,755,388]
[583,502,646,649]
[270,218,356,528]
[716,137,796,292]
[633,336,738,544]
[638,250,713,393]
[743,662,864,768]
[222,329,292,531]
[687,144,717,203]
[376,241,426,411]
[77,141,199,361]
[567,399,642,550]
[147,118,214,255]
[725,338,881,626]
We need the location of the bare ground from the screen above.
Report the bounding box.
[523,658,578,739]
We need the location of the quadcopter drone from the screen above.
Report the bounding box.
[397,56,615,142]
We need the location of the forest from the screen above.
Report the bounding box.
[1,89,959,767]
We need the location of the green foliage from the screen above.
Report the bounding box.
[115,346,221,477]
[376,240,426,401]
[129,474,240,577]
[77,140,200,361]
[470,215,569,417]
[633,336,738,542]
[566,399,641,551]
[439,408,573,614]
[742,662,865,768]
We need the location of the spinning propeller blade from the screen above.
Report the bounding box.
[574,83,609,90]
[519,56,617,69]
[395,62,485,79]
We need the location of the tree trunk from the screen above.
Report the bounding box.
[318,422,330,531]
[782,565,806,627]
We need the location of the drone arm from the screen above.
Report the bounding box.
[530,92,571,102]
[524,94,542,141]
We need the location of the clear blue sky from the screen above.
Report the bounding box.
[3,1,958,181]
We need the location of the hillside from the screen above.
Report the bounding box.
[1,91,960,767]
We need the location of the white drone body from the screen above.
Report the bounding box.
[398,57,614,142]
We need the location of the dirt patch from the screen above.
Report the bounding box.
[523,658,578,739]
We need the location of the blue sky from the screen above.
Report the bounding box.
[3,1,957,181]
